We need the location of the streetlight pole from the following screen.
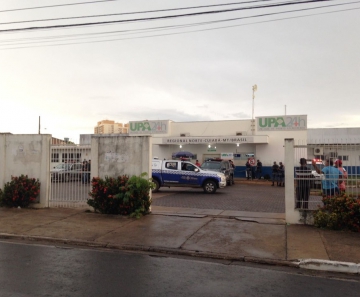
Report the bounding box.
[252,84,257,135]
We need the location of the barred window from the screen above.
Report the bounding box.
[51,153,59,162]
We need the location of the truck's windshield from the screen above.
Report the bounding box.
[201,162,221,171]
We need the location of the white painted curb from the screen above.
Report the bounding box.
[299,259,360,274]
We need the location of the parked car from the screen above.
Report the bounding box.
[201,158,234,186]
[51,163,83,182]
[152,159,226,194]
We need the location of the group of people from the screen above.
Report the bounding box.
[296,157,347,209]
[271,161,285,187]
[245,159,263,180]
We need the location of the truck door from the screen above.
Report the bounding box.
[162,161,182,184]
[179,162,199,185]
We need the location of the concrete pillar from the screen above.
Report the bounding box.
[284,138,301,224]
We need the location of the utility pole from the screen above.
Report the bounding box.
[38,116,40,134]
[252,85,257,135]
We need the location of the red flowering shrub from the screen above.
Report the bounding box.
[87,175,129,214]
[1,175,41,208]
[313,194,360,232]
[87,173,154,216]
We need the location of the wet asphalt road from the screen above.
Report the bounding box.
[0,240,359,297]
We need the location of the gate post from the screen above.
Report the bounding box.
[284,138,301,224]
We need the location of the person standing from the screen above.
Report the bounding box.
[82,160,88,184]
[313,159,342,197]
[295,158,312,209]
[256,160,262,180]
[229,160,235,169]
[334,159,348,193]
[278,162,285,186]
[246,160,252,180]
[195,160,201,167]
[87,160,91,183]
[271,161,279,186]
[251,163,256,180]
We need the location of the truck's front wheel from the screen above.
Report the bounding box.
[152,179,160,193]
[203,180,217,194]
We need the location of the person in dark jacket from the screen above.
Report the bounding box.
[271,161,279,186]
[246,161,252,180]
[256,160,262,180]
[278,162,285,186]
[295,158,312,209]
[87,160,91,183]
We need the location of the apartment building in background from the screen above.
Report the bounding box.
[94,120,129,135]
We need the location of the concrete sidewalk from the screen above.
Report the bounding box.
[0,206,360,274]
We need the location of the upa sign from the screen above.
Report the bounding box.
[256,115,307,131]
[129,120,169,135]
[221,153,233,160]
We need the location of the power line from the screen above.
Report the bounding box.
[0,0,118,13]
[0,0,340,33]
[0,1,355,45]
[1,5,357,49]
[0,0,300,25]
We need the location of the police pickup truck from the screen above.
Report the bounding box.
[152,159,227,194]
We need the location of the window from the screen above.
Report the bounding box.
[51,153,59,162]
[62,153,82,163]
[339,155,349,161]
[182,163,195,171]
[166,162,177,170]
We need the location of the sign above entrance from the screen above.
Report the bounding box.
[162,136,268,144]
[256,115,307,131]
[129,120,169,135]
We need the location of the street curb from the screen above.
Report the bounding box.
[299,259,360,274]
[0,233,298,269]
[2,233,358,274]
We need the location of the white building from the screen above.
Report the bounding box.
[126,115,308,178]
[73,116,360,178]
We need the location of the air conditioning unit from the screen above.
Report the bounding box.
[314,147,323,155]
[236,131,247,136]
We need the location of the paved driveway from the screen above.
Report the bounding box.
[152,182,286,213]
[152,180,324,213]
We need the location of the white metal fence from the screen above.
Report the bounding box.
[49,145,91,208]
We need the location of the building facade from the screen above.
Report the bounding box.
[94,120,129,135]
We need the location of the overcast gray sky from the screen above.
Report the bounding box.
[1,0,359,142]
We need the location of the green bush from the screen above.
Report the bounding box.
[313,194,360,232]
[1,175,41,208]
[87,173,154,217]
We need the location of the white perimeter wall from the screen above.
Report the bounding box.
[0,134,51,208]
[91,135,152,179]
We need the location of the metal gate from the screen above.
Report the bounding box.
[293,139,360,211]
[49,145,91,208]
